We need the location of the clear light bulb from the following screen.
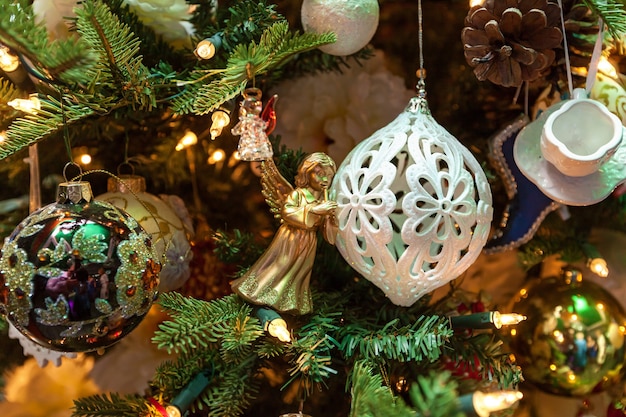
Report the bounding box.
[79,153,92,165]
[208,149,226,164]
[493,312,526,329]
[473,390,523,417]
[0,45,19,72]
[175,130,198,151]
[165,405,182,417]
[8,94,41,114]
[210,109,230,140]
[194,39,216,59]
[588,257,609,278]
[267,318,291,343]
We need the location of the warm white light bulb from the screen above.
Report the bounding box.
[210,110,230,140]
[589,257,609,278]
[175,131,198,151]
[165,405,182,417]
[0,45,19,72]
[0,131,5,142]
[79,153,92,165]
[194,39,216,60]
[208,149,226,164]
[473,390,523,417]
[8,95,41,114]
[469,0,485,6]
[493,312,526,329]
[267,318,291,343]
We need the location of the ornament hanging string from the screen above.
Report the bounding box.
[556,0,574,97]
[415,0,428,100]
[585,19,605,95]
[58,89,74,164]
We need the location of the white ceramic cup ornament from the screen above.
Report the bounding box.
[540,88,623,177]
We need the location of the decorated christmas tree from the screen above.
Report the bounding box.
[0,0,625,417]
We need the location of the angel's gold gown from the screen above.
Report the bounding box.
[231,187,325,315]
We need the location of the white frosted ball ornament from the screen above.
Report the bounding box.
[301,0,379,56]
[330,93,493,306]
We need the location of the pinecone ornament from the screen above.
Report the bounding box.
[462,0,563,87]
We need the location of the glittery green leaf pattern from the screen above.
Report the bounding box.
[37,266,65,278]
[95,298,113,314]
[35,295,70,326]
[116,231,154,317]
[19,223,44,238]
[0,240,36,327]
[38,238,71,265]
[71,228,108,263]
[17,205,60,237]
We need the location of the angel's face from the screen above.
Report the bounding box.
[308,165,334,191]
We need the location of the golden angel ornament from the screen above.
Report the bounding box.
[231,152,337,315]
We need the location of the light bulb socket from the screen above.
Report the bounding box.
[450,311,496,330]
[170,368,214,414]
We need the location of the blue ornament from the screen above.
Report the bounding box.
[484,116,561,253]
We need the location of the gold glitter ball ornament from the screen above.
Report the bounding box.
[0,181,160,353]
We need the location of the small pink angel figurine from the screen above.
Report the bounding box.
[231,152,337,315]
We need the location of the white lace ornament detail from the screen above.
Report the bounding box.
[331,97,493,306]
[8,322,77,367]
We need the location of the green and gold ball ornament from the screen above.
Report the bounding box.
[508,267,626,397]
[0,181,160,353]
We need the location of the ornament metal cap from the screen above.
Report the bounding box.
[56,181,93,204]
[107,175,147,194]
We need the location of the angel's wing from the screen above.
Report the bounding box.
[260,158,294,219]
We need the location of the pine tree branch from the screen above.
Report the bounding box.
[191,79,248,115]
[101,0,182,68]
[338,315,453,363]
[153,293,263,355]
[447,333,523,388]
[202,362,261,417]
[409,371,466,417]
[71,393,148,417]
[0,0,95,85]
[582,0,626,40]
[348,360,416,417]
[74,0,156,110]
[0,95,96,159]
[183,21,336,115]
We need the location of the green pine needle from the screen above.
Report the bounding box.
[583,0,626,40]
[0,95,96,159]
[338,315,453,363]
[409,371,465,417]
[348,360,416,417]
[0,0,95,85]
[153,293,263,355]
[74,0,155,110]
[71,393,148,417]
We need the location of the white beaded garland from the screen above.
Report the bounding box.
[301,0,379,56]
[330,96,493,306]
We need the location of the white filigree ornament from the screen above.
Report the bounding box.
[8,321,76,367]
[331,94,493,306]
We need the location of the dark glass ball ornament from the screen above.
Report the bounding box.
[508,267,626,397]
[0,181,160,353]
